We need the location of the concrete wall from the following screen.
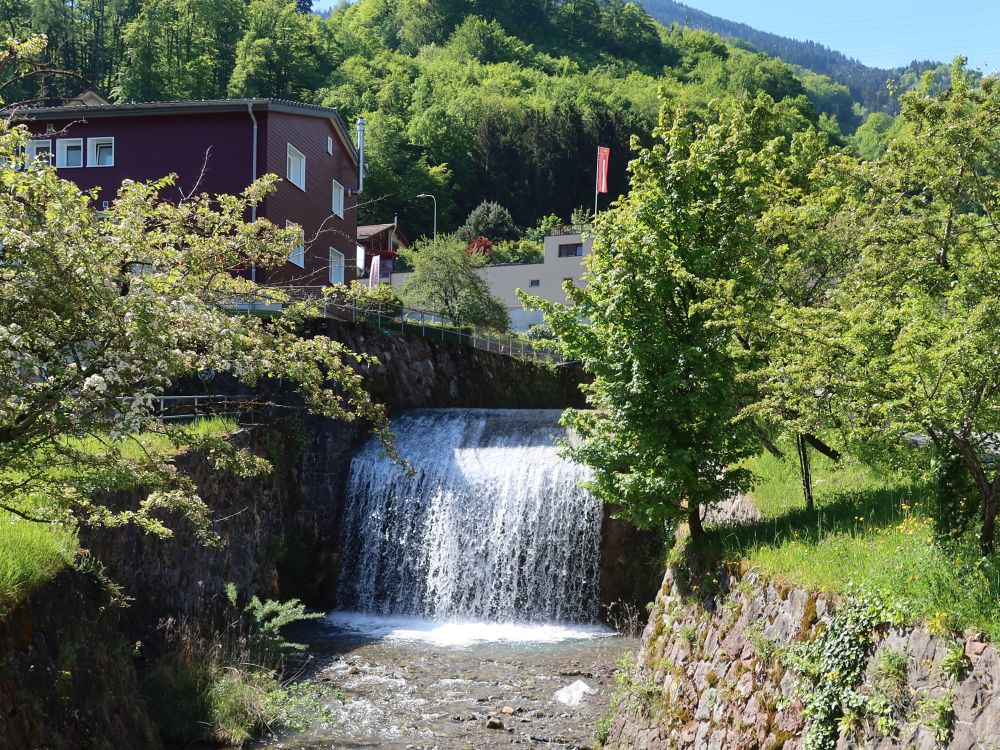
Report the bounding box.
[390,230,593,331]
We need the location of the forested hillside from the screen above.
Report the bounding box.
[641,0,939,115]
[5,0,851,237]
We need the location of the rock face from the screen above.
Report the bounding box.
[606,563,1000,750]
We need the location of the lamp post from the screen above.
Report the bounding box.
[416,193,437,240]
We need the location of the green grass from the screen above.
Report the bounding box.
[703,445,1000,641]
[0,417,237,611]
[68,416,238,461]
[0,514,77,612]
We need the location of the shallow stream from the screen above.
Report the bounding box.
[256,614,633,750]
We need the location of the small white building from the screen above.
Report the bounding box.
[390,225,593,331]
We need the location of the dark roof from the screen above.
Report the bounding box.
[357,223,397,240]
[14,98,359,164]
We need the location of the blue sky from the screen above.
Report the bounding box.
[682,0,999,70]
[313,0,999,71]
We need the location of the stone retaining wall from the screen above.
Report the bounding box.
[0,569,159,750]
[606,562,1000,750]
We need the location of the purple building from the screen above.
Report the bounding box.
[15,98,361,287]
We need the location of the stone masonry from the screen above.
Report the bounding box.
[606,563,1000,750]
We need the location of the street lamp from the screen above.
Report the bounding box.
[416,193,437,240]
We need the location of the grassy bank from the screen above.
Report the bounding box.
[0,515,77,611]
[703,446,1000,641]
[0,417,236,611]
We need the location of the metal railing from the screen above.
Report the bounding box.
[150,394,250,422]
[547,223,590,236]
[230,287,566,364]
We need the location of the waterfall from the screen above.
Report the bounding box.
[336,409,603,624]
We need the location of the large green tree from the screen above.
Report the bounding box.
[115,0,245,102]
[228,0,331,100]
[763,61,1000,555]
[397,235,509,330]
[527,94,797,533]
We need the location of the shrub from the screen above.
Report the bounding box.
[206,668,282,746]
[327,280,403,313]
[489,239,543,265]
[526,323,555,340]
[455,201,519,244]
[146,586,325,747]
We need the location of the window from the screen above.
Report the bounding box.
[329,247,345,284]
[26,139,52,164]
[286,144,306,191]
[286,220,305,267]
[327,136,333,155]
[87,137,114,167]
[56,138,83,168]
[558,242,584,257]
[332,180,345,218]
[529,279,540,287]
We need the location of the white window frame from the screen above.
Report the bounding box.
[327,136,333,155]
[87,137,115,167]
[286,144,306,191]
[56,138,84,169]
[329,247,345,284]
[332,179,345,218]
[26,139,52,165]
[286,220,305,268]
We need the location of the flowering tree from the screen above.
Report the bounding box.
[0,65,388,539]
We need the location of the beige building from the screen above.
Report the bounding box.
[390,226,593,331]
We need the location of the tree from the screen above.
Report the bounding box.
[525,95,791,534]
[228,0,329,100]
[455,200,519,244]
[0,113,390,540]
[397,235,509,330]
[763,61,1000,556]
[115,0,246,102]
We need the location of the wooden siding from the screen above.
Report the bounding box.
[22,104,358,287]
[262,111,359,286]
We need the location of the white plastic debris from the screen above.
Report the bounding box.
[554,679,597,707]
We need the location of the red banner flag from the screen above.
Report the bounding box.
[596,146,610,194]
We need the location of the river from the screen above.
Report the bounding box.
[257,614,632,750]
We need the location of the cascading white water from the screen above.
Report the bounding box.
[336,409,604,624]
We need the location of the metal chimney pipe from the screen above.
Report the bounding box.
[356,117,366,194]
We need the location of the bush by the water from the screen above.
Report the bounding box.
[146,584,333,747]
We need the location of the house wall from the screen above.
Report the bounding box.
[22,111,258,205]
[21,106,358,287]
[389,232,592,330]
[262,111,359,287]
